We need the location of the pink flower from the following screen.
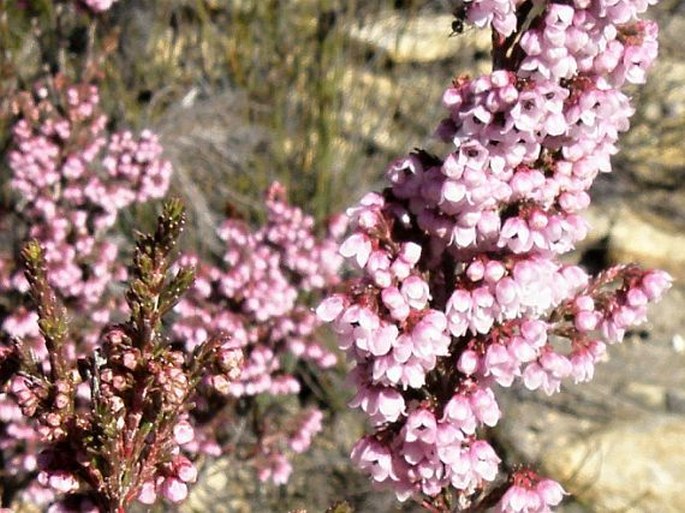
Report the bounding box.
[496,484,543,512]
[446,289,473,337]
[484,343,519,386]
[469,387,501,427]
[536,478,565,506]
[469,440,500,481]
[174,456,198,483]
[641,270,672,300]
[160,477,188,503]
[382,286,410,321]
[404,408,437,444]
[368,324,398,357]
[400,275,431,310]
[316,295,345,322]
[443,394,477,435]
[457,349,481,375]
[351,437,394,483]
[83,0,119,13]
[340,233,372,268]
[495,473,566,512]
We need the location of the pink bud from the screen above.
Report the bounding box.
[466,260,485,281]
[173,420,195,445]
[382,286,405,310]
[484,261,506,282]
[574,295,594,311]
[138,481,157,505]
[495,278,518,306]
[399,242,422,264]
[377,388,406,422]
[340,233,372,268]
[575,310,599,332]
[176,458,198,483]
[401,275,430,309]
[457,349,480,375]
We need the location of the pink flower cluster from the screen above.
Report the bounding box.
[494,470,565,513]
[319,0,669,509]
[0,76,171,507]
[172,182,344,483]
[4,76,170,338]
[256,408,325,485]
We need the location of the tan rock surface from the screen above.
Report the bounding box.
[607,206,685,280]
[543,416,685,513]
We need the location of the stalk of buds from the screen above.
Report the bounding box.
[318,0,670,511]
[0,200,243,512]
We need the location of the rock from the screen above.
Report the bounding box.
[182,458,253,513]
[346,13,490,63]
[665,388,685,414]
[619,55,685,190]
[543,415,685,513]
[607,206,685,280]
[623,382,667,410]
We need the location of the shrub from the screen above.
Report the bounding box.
[318,0,670,510]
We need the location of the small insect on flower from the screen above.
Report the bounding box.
[449,0,469,36]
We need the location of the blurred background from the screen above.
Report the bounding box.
[2,0,685,511]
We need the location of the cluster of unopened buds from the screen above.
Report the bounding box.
[318,0,670,510]
[0,200,245,512]
[172,181,344,483]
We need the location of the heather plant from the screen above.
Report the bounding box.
[0,199,243,512]
[0,57,346,508]
[171,181,345,485]
[318,0,671,511]
[0,72,346,506]
[0,73,171,506]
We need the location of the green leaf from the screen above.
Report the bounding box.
[159,265,196,315]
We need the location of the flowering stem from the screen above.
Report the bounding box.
[319,0,669,510]
[21,241,70,383]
